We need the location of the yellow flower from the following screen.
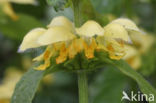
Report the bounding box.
[129,31,155,53]
[97,18,142,60]
[19,16,142,71]
[123,31,154,70]
[110,18,140,32]
[108,18,155,70]
[0,68,22,102]
[123,45,141,69]
[76,20,104,37]
[0,68,54,103]
[0,0,36,20]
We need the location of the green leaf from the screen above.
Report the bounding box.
[90,67,127,103]
[139,51,155,76]
[0,14,43,41]
[112,60,156,102]
[96,51,156,102]
[11,59,60,103]
[11,68,45,103]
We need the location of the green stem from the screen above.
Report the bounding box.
[78,71,88,103]
[72,0,81,27]
[71,0,88,103]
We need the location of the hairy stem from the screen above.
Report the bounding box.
[78,71,88,103]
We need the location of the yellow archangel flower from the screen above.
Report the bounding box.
[18,16,142,71]
[123,31,154,70]
[0,0,36,20]
[0,68,22,102]
[97,18,142,60]
[123,45,141,70]
[128,31,155,54]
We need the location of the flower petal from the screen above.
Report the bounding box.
[47,16,75,33]
[2,2,18,20]
[83,38,97,59]
[123,45,138,60]
[104,23,130,42]
[0,0,6,3]
[68,38,84,59]
[0,69,22,99]
[33,52,44,61]
[35,45,54,70]
[35,59,50,70]
[123,45,141,69]
[111,18,140,32]
[129,55,141,70]
[129,31,154,53]
[38,26,76,45]
[18,28,46,52]
[76,20,104,37]
[56,43,68,64]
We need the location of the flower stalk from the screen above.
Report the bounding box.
[78,71,88,103]
[72,0,81,27]
[72,0,89,103]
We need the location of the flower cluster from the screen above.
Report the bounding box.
[18,16,143,70]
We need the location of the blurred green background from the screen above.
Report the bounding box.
[0,0,156,103]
